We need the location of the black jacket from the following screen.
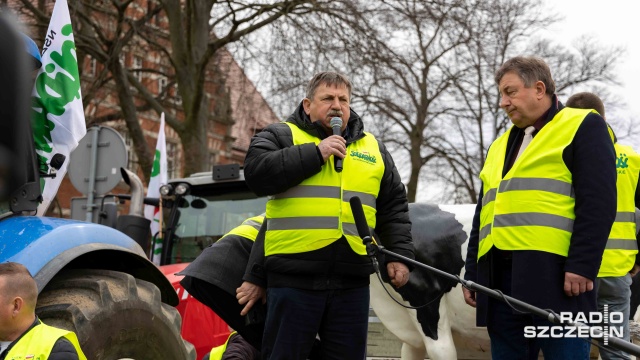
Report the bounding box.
[178,232,256,296]
[0,318,79,360]
[243,103,414,290]
[465,98,618,326]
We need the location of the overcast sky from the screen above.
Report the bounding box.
[543,0,640,147]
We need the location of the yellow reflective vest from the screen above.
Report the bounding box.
[208,331,237,360]
[478,108,597,259]
[5,321,86,360]
[265,122,384,256]
[598,143,640,277]
[219,215,265,242]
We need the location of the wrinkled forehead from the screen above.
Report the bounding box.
[498,72,526,92]
[314,83,350,98]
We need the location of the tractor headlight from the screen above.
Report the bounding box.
[159,184,173,196]
[175,183,190,195]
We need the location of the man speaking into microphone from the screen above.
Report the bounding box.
[237,71,415,359]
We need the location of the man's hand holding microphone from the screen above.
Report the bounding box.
[317,117,346,172]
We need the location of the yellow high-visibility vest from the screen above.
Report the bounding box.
[265,122,384,256]
[599,143,640,277]
[219,215,265,242]
[5,321,87,360]
[478,108,597,259]
[208,331,237,360]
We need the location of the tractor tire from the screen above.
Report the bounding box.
[36,269,196,360]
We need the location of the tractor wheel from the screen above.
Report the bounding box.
[36,269,195,360]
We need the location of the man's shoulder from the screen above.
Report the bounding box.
[49,337,79,360]
[264,121,292,132]
[256,122,293,140]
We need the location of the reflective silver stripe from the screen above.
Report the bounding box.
[493,213,574,232]
[615,212,636,223]
[267,217,338,230]
[482,188,497,207]
[479,223,492,241]
[499,178,573,197]
[243,219,263,230]
[272,186,340,199]
[343,191,377,209]
[343,223,375,237]
[606,239,639,251]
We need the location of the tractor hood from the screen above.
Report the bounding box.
[0,216,179,305]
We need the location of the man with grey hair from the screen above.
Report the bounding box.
[0,262,86,360]
[463,57,617,359]
[237,71,415,359]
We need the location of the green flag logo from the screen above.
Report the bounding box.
[32,24,81,179]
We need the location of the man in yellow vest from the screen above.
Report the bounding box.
[566,92,640,360]
[0,262,86,360]
[237,71,415,359]
[462,56,617,359]
[203,332,238,360]
[179,215,266,358]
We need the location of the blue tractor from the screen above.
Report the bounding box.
[0,14,194,360]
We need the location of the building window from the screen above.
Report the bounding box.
[148,1,163,26]
[209,152,218,168]
[154,9,163,25]
[88,58,96,77]
[174,84,182,105]
[158,77,167,96]
[133,56,143,83]
[166,141,178,179]
[123,131,140,174]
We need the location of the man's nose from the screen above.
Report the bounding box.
[331,98,341,108]
[499,95,510,108]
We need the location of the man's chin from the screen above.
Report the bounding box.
[509,116,524,127]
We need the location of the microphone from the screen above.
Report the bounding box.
[349,196,379,268]
[330,117,343,173]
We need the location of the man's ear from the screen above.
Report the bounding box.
[535,80,546,99]
[12,297,24,315]
[302,98,311,115]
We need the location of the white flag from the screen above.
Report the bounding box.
[144,113,168,265]
[31,0,86,215]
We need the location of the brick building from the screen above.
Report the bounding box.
[8,0,280,217]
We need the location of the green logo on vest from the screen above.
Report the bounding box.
[350,150,377,164]
[617,153,628,174]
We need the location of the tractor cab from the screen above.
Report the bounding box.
[158,164,267,266]
[157,164,267,358]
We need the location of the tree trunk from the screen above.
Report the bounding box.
[110,63,153,182]
[406,147,424,203]
[178,97,210,176]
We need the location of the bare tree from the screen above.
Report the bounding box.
[240,0,623,203]
[15,0,324,180]
[436,1,622,202]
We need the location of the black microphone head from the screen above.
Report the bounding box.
[349,196,371,239]
[49,153,66,170]
[330,117,342,130]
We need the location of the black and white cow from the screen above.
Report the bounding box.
[372,204,640,360]
[370,203,490,359]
